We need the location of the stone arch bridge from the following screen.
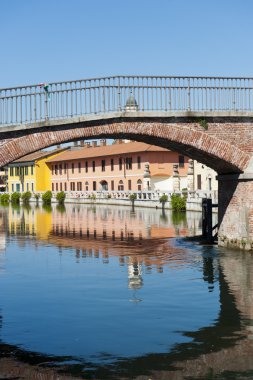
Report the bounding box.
[1,75,253,249]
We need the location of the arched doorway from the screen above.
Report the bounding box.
[100,180,108,191]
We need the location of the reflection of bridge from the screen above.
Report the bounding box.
[2,203,253,379]
[1,76,253,248]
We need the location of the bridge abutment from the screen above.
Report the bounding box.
[218,174,253,250]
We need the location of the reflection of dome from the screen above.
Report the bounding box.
[128,261,143,290]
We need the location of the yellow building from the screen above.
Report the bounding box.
[7,148,67,193]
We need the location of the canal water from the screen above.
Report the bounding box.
[0,204,252,380]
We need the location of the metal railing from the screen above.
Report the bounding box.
[1,75,253,126]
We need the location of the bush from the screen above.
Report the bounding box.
[159,194,168,204]
[42,190,52,205]
[56,191,66,205]
[170,193,186,211]
[0,193,9,204]
[129,193,137,201]
[88,194,96,200]
[11,192,21,204]
[34,193,40,200]
[21,191,32,204]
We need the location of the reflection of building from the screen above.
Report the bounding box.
[47,140,190,192]
[7,148,67,192]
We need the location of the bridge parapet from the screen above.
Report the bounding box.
[1,75,253,127]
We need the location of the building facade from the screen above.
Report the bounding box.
[7,148,67,193]
[47,140,190,193]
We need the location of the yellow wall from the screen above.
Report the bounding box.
[7,150,66,193]
[8,165,35,193]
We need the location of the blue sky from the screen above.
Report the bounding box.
[1,0,253,88]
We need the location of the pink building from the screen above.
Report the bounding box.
[47,140,189,192]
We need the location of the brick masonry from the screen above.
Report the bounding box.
[1,117,253,249]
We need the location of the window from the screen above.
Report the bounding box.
[137,179,142,191]
[93,181,96,191]
[55,165,58,175]
[111,159,114,171]
[137,156,141,169]
[126,157,132,170]
[25,166,28,175]
[12,184,14,192]
[10,167,14,176]
[70,182,75,191]
[179,155,185,168]
[52,183,54,191]
[31,183,34,192]
[128,179,131,190]
[31,166,34,175]
[85,161,88,173]
[26,183,29,191]
[59,164,62,175]
[78,162,81,173]
[56,183,58,191]
[92,161,95,172]
[85,181,89,191]
[60,183,62,191]
[64,163,67,174]
[77,182,82,191]
[64,182,67,191]
[111,180,114,191]
[71,163,74,174]
[119,158,122,170]
[197,174,201,190]
[101,160,106,172]
[118,180,124,191]
[15,167,19,176]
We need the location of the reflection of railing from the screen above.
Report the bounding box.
[1,75,253,126]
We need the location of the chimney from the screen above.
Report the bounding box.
[100,139,107,146]
[92,141,98,148]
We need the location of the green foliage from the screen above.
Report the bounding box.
[129,193,137,201]
[88,194,96,200]
[159,194,168,204]
[199,119,208,130]
[34,193,40,200]
[170,193,186,212]
[21,191,32,203]
[56,191,66,205]
[42,190,52,205]
[11,192,21,204]
[0,193,10,204]
[107,194,112,199]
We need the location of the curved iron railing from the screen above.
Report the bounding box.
[1,75,253,126]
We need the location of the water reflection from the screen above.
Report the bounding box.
[0,204,252,379]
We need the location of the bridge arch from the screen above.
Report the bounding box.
[0,119,250,174]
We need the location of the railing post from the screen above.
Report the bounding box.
[118,77,121,112]
[187,78,191,111]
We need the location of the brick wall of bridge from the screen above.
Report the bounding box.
[0,119,251,173]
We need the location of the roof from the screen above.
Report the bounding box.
[47,142,169,163]
[11,148,68,164]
